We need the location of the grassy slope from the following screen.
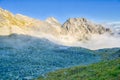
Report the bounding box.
[37,58,120,80]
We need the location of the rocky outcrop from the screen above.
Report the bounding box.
[0,8,62,36]
[62,18,111,40]
[0,8,26,35]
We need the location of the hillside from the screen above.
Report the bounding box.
[0,34,101,80]
[37,58,120,80]
[0,34,120,79]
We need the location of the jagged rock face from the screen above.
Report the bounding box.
[62,18,109,34]
[0,8,26,35]
[0,8,111,41]
[0,8,63,36]
[45,17,62,34]
[0,8,28,27]
[0,8,41,35]
[45,17,67,36]
[46,17,60,25]
[62,18,111,40]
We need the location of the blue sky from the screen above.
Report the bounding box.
[0,0,120,23]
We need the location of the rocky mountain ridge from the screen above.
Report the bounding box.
[62,18,111,40]
[0,8,110,36]
[1,8,119,49]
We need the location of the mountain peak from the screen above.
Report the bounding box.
[62,17,111,40]
[0,7,6,12]
[67,18,88,23]
[46,17,60,24]
[0,7,15,26]
[0,7,13,15]
[0,8,111,42]
[0,7,4,11]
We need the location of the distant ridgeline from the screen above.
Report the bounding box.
[0,8,115,45]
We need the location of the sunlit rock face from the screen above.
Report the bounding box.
[0,8,110,38]
[62,18,111,41]
[0,8,64,38]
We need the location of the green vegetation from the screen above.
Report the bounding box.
[96,48,120,60]
[37,59,120,80]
